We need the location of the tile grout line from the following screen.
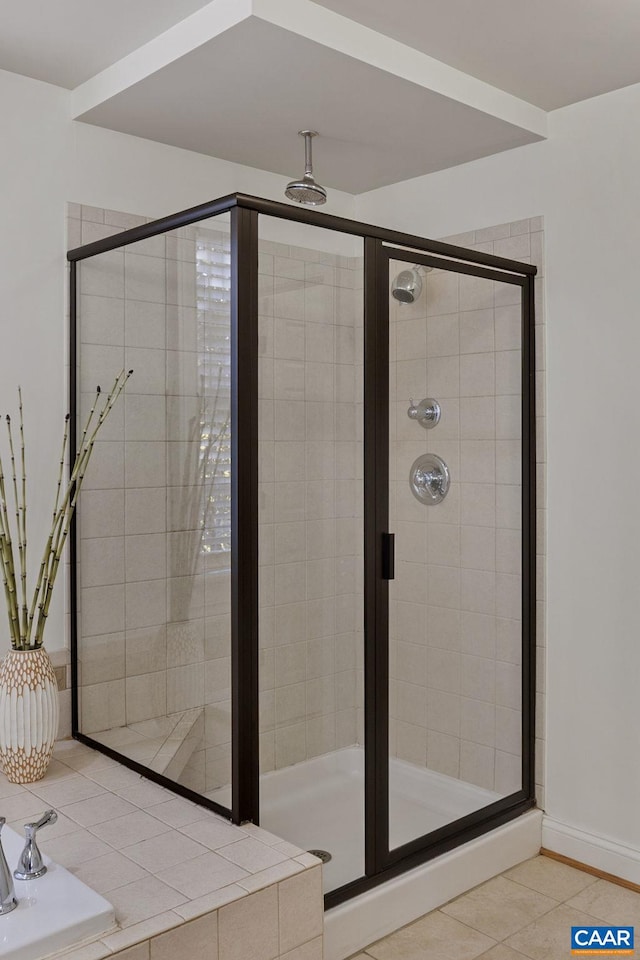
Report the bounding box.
[349,854,630,960]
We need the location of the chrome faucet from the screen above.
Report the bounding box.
[0,818,17,914]
[14,809,57,881]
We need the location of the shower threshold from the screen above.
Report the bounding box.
[209,746,501,893]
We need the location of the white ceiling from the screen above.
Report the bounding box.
[3,0,640,192]
[73,17,542,194]
[313,0,640,110]
[0,0,213,88]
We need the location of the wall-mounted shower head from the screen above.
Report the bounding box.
[285,131,327,206]
[391,264,432,304]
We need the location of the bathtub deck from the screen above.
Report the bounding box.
[0,739,318,959]
[0,824,114,960]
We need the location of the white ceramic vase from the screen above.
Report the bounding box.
[0,647,59,783]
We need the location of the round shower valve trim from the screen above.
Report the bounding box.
[410,453,450,505]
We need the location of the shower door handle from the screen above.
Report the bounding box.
[381,533,395,580]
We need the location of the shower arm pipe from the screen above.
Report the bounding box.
[303,132,315,178]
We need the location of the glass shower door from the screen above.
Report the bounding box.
[383,249,530,857]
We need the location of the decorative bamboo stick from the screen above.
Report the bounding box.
[6,413,26,642]
[30,370,132,646]
[34,369,133,646]
[52,415,69,522]
[18,389,27,642]
[0,449,19,644]
[2,368,132,650]
[0,533,19,646]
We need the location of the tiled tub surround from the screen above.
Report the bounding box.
[1,739,322,960]
[387,217,546,806]
[257,231,364,776]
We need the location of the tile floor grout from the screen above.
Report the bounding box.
[350,854,639,959]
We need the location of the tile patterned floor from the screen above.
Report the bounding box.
[350,855,640,960]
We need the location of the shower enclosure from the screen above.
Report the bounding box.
[68,194,535,907]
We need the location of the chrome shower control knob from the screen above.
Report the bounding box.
[409,453,450,505]
[407,398,441,428]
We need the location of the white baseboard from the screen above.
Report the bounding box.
[324,810,543,960]
[542,815,640,885]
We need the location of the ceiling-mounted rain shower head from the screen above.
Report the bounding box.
[391,264,432,304]
[285,130,327,206]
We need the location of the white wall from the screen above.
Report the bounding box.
[357,81,640,872]
[0,67,355,657]
[0,70,71,648]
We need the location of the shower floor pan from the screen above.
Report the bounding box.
[258,747,501,893]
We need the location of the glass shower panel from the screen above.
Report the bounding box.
[256,216,364,893]
[387,257,523,850]
[76,212,233,806]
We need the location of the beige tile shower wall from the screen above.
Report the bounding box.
[73,205,233,796]
[388,217,545,803]
[257,241,364,774]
